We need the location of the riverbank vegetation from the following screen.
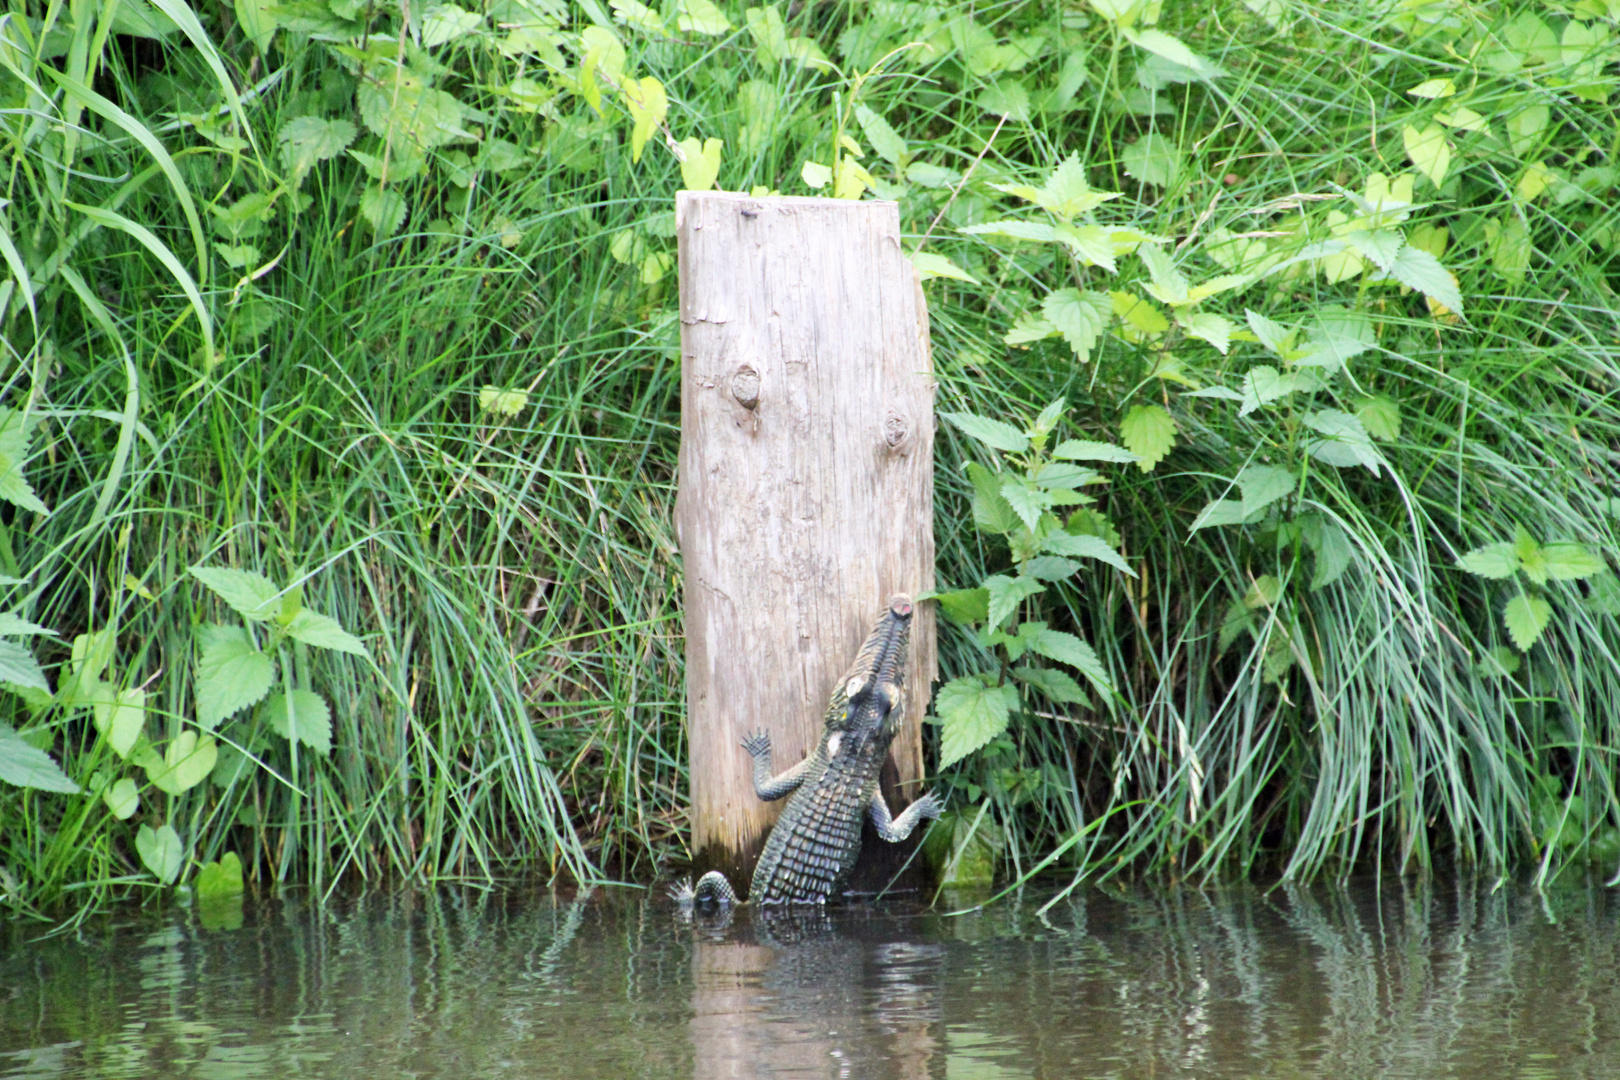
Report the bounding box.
[2,0,1618,918]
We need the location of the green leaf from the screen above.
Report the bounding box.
[1119,404,1175,472]
[1474,645,1521,679]
[259,689,333,755]
[1121,26,1226,80]
[91,684,146,758]
[985,573,1044,630]
[285,608,369,657]
[1584,572,1620,616]
[1304,409,1382,473]
[103,776,140,819]
[136,823,185,884]
[1012,665,1091,706]
[1244,309,1291,355]
[1505,104,1549,157]
[678,136,723,191]
[1541,543,1606,581]
[1238,464,1295,518]
[1357,397,1401,441]
[999,476,1053,533]
[1181,312,1232,354]
[1052,439,1139,464]
[0,612,53,637]
[676,0,729,34]
[195,624,275,729]
[1309,523,1354,591]
[936,675,1017,768]
[421,3,482,46]
[1240,365,1293,415]
[1028,628,1112,693]
[1033,462,1099,491]
[196,851,245,901]
[1042,532,1135,576]
[1190,499,1252,531]
[1504,593,1552,652]
[855,104,906,165]
[943,412,1029,454]
[0,407,49,515]
[0,723,79,793]
[360,184,407,237]
[1042,288,1111,361]
[189,566,281,620]
[910,252,979,284]
[1025,556,1081,581]
[145,731,218,795]
[1457,542,1520,580]
[967,463,1021,535]
[934,587,990,626]
[1243,575,1282,609]
[1402,123,1451,188]
[978,78,1031,121]
[278,116,358,176]
[1121,133,1183,188]
[961,220,1058,244]
[1383,245,1463,316]
[0,640,47,691]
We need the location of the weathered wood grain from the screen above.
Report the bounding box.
[675,192,937,885]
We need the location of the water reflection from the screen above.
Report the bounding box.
[0,878,1616,1079]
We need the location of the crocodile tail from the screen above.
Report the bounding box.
[688,870,739,906]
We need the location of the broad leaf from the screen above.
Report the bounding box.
[145,731,218,795]
[103,776,140,819]
[1457,542,1520,580]
[1240,366,1293,415]
[1053,439,1139,463]
[259,689,333,755]
[855,104,906,165]
[90,683,146,759]
[967,463,1021,536]
[936,675,1017,768]
[360,184,407,237]
[909,253,980,284]
[197,851,245,901]
[421,3,482,47]
[1042,289,1111,361]
[136,823,185,884]
[1384,245,1463,316]
[1504,593,1552,652]
[195,624,275,729]
[1121,132,1183,187]
[1357,397,1402,441]
[0,612,53,637]
[0,723,79,792]
[189,566,281,620]
[1181,312,1232,354]
[1028,628,1113,693]
[985,574,1044,631]
[285,608,369,657]
[944,412,1029,454]
[1541,543,1606,581]
[1402,123,1451,188]
[1012,665,1090,705]
[999,476,1053,533]
[1239,464,1295,518]
[1304,409,1382,473]
[1244,309,1291,355]
[279,116,357,175]
[1119,404,1175,471]
[1190,499,1251,531]
[1042,532,1135,576]
[934,587,990,626]
[0,408,49,516]
[0,640,47,691]
[1309,523,1354,591]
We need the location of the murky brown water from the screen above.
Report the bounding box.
[2,878,1617,1078]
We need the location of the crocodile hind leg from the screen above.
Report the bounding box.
[688,871,739,905]
[869,788,945,842]
[742,729,815,801]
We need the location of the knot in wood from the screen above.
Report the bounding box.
[883,409,910,449]
[730,366,761,409]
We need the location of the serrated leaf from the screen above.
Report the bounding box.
[1052,439,1139,463]
[1042,288,1111,361]
[1504,593,1552,652]
[967,463,1021,535]
[421,3,481,46]
[1239,464,1295,517]
[1029,628,1113,693]
[1402,123,1451,188]
[909,252,980,284]
[961,220,1058,243]
[1181,312,1231,354]
[145,731,218,795]
[0,640,47,691]
[1025,556,1081,581]
[1034,462,1098,491]
[999,477,1053,533]
[104,776,139,819]
[1342,229,1405,274]
[285,608,369,657]
[0,723,79,793]
[1541,543,1606,581]
[1121,133,1183,188]
[259,689,333,755]
[360,184,407,237]
[1053,223,1116,270]
[1457,542,1520,580]
[978,79,1030,121]
[189,566,281,620]
[1383,245,1463,317]
[1309,522,1354,590]
[1122,27,1226,80]
[985,574,1044,630]
[1244,309,1290,354]
[0,408,49,516]
[1356,397,1401,441]
[0,612,52,637]
[1190,499,1250,531]
[136,823,185,884]
[195,624,274,729]
[1012,665,1091,705]
[935,587,990,626]
[1004,312,1060,344]
[1304,409,1382,473]
[1475,645,1521,679]
[943,412,1029,454]
[1243,575,1282,609]
[1240,366,1293,416]
[936,675,1017,768]
[1042,531,1135,576]
[855,104,906,165]
[278,116,357,175]
[1119,404,1175,471]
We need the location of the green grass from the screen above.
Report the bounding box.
[1,0,1618,917]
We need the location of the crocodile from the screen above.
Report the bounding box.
[682,594,944,907]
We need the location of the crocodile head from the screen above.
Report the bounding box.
[821,595,913,758]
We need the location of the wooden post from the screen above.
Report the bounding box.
[675,192,937,889]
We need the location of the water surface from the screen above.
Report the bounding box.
[2,879,1616,1078]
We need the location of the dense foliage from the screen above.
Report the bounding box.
[2,0,1618,918]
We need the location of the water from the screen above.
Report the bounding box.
[2,879,1617,1079]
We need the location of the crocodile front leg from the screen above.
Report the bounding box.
[869,788,944,842]
[742,730,816,802]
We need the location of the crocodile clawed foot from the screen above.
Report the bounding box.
[740,729,771,758]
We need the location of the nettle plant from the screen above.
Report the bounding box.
[928,401,1137,769]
